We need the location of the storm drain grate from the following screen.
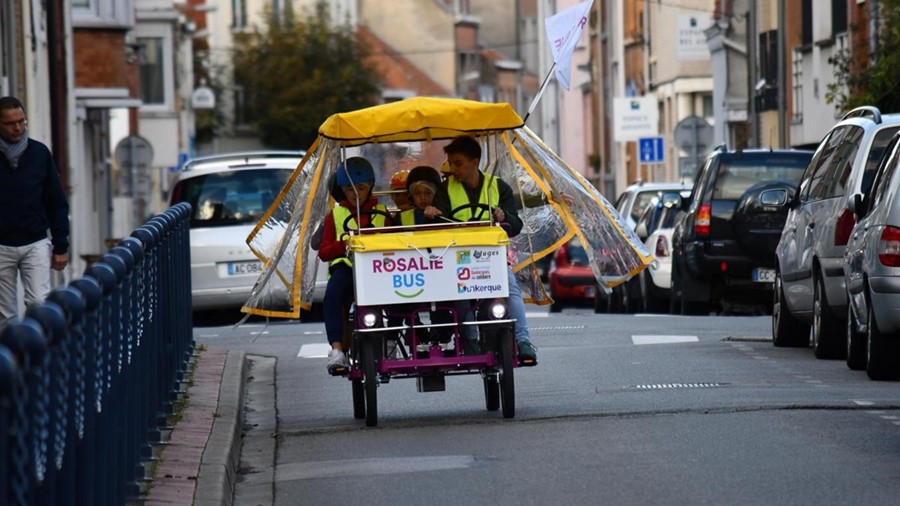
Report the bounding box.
[630,383,726,390]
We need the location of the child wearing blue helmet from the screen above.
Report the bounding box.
[320,157,392,374]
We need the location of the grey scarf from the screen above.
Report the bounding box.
[0,132,28,169]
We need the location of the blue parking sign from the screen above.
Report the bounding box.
[638,136,665,164]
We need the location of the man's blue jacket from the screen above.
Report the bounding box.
[0,139,70,255]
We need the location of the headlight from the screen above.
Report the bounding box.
[490,302,507,319]
[362,312,378,328]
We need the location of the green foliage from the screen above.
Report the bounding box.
[827,0,900,113]
[232,2,381,149]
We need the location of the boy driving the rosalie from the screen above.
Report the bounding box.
[320,157,392,375]
[443,135,537,365]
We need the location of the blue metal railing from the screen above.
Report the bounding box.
[0,203,194,505]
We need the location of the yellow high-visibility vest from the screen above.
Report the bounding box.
[446,172,500,221]
[330,204,387,267]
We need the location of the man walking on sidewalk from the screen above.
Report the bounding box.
[0,96,70,329]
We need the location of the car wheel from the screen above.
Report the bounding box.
[866,302,900,380]
[772,271,809,347]
[846,302,866,370]
[549,299,562,313]
[812,272,844,359]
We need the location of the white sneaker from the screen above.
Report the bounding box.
[326,349,349,374]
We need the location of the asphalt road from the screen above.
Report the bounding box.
[196,308,900,506]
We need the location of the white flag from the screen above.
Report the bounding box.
[544,0,594,90]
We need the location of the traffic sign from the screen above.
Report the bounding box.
[638,136,665,164]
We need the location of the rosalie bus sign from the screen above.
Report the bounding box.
[354,244,509,305]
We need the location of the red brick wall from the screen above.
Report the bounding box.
[73,30,137,90]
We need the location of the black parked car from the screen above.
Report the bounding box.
[669,147,814,314]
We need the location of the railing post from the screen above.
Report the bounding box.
[0,345,17,505]
[0,319,49,506]
[65,277,101,506]
[83,261,121,505]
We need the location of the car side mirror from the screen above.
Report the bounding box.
[850,193,867,218]
[634,222,648,240]
[661,192,682,210]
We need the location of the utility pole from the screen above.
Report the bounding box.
[747,0,758,148]
[777,0,786,147]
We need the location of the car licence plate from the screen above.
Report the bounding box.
[752,268,775,283]
[221,260,263,277]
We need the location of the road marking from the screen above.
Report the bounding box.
[275,455,478,481]
[853,400,875,406]
[303,331,324,335]
[198,334,219,338]
[631,335,698,345]
[526,312,549,318]
[297,343,331,358]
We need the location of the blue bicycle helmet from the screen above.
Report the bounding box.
[336,157,375,187]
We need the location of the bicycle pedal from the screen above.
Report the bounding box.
[518,358,538,367]
[328,366,349,376]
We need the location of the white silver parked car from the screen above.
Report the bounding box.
[634,189,691,312]
[169,151,326,317]
[774,106,900,357]
[844,131,900,380]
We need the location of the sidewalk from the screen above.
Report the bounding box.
[145,348,247,506]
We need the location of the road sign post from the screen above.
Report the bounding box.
[638,136,665,164]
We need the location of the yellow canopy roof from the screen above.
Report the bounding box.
[318,97,525,145]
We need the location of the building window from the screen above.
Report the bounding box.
[758,30,778,85]
[139,38,165,105]
[72,0,133,27]
[792,48,803,122]
[233,0,248,29]
[702,94,713,118]
[801,0,812,46]
[234,85,250,128]
[832,0,848,35]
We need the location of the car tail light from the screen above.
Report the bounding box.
[834,208,856,247]
[655,236,670,257]
[878,226,900,267]
[695,204,711,236]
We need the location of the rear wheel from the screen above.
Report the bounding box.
[772,271,809,347]
[483,375,500,411]
[846,303,866,370]
[499,328,515,418]
[866,303,900,380]
[812,273,844,359]
[549,299,562,313]
[361,337,379,426]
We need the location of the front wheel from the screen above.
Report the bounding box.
[866,303,900,380]
[352,379,365,419]
[484,375,500,411]
[813,273,844,359]
[361,337,379,426]
[499,328,515,418]
[772,271,809,347]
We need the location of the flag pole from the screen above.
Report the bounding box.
[522,61,557,124]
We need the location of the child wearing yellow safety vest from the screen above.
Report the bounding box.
[319,157,391,374]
